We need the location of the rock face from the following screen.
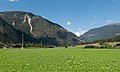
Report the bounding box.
[0,11,80,46]
[80,23,120,43]
[0,18,21,43]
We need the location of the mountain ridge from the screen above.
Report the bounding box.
[0,11,80,46]
[80,23,120,43]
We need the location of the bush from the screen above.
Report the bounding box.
[84,45,110,49]
[85,45,99,48]
[116,43,120,46]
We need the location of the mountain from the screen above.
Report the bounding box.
[0,17,21,43]
[0,17,38,44]
[80,23,120,43]
[0,11,80,46]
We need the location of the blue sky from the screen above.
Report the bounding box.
[0,0,120,36]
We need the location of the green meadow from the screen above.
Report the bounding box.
[0,48,120,72]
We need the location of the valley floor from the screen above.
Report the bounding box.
[0,48,120,72]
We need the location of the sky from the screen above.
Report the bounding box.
[0,0,120,36]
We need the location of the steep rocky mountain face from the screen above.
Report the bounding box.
[0,11,80,46]
[0,18,21,43]
[0,17,37,44]
[80,23,120,43]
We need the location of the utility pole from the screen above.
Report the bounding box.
[21,34,24,49]
[67,30,70,47]
[41,41,42,48]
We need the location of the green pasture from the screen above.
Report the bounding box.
[0,48,120,72]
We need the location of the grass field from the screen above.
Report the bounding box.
[0,48,120,72]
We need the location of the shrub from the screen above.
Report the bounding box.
[116,43,120,46]
[85,45,99,48]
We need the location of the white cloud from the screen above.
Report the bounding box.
[8,0,19,2]
[75,32,81,37]
[74,28,86,37]
[67,21,71,26]
[106,19,113,24]
[78,28,81,30]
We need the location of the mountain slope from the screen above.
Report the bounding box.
[0,17,37,44]
[80,23,120,43]
[0,18,21,43]
[0,11,80,46]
